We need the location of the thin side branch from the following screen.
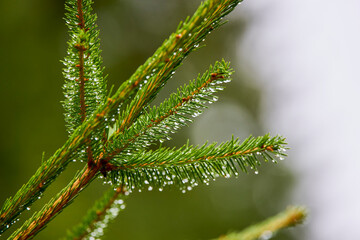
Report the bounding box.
[63,185,126,240]
[216,206,307,240]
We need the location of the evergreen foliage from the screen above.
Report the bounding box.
[0,0,306,239]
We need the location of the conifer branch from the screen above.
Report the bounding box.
[63,0,107,166]
[0,0,106,233]
[114,0,242,133]
[215,206,307,240]
[105,61,232,160]
[0,0,242,233]
[63,0,107,136]
[62,186,127,240]
[6,135,285,239]
[108,135,287,191]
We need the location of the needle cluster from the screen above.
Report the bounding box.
[0,0,306,239]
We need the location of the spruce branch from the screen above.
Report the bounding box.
[0,0,109,233]
[1,0,303,239]
[114,0,243,119]
[63,0,107,165]
[0,0,242,232]
[63,0,107,134]
[62,186,127,240]
[105,60,232,160]
[215,206,307,240]
[108,135,287,191]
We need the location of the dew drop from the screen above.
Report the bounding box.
[254,170,259,175]
[26,207,31,211]
[148,186,153,191]
[260,230,273,240]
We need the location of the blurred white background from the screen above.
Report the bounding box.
[238,0,360,239]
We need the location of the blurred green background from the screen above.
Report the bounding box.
[0,1,296,239]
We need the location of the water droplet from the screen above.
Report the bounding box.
[260,230,273,240]
[159,188,163,192]
[279,157,285,161]
[187,186,192,191]
[148,186,153,191]
[26,207,30,211]
[254,170,259,175]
